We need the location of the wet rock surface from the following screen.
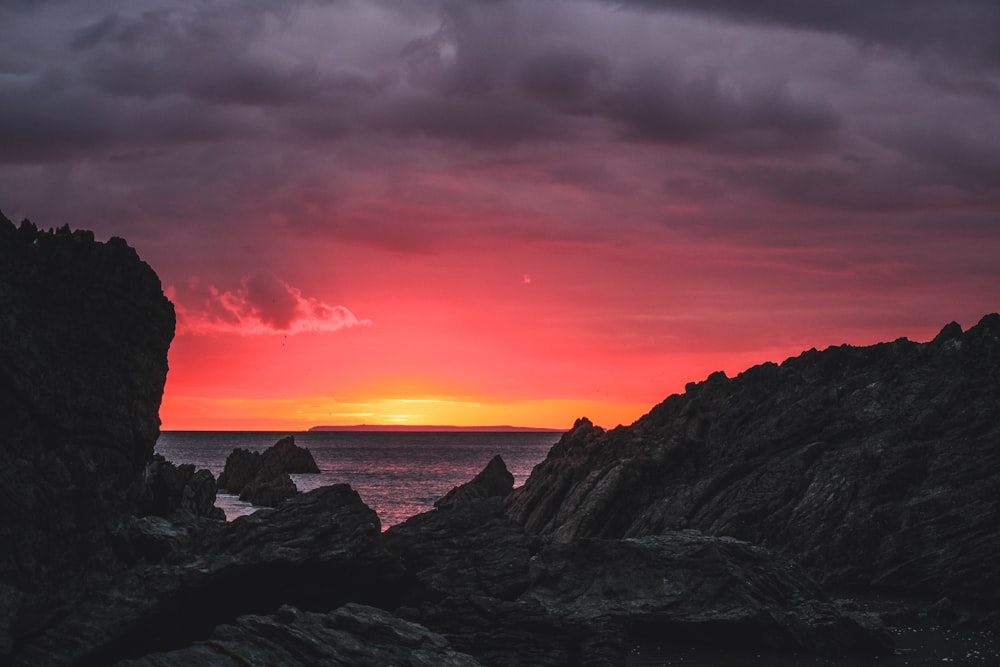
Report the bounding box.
[507,315,1000,603]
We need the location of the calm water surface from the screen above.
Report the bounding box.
[155,430,559,527]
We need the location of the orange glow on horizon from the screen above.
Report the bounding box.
[158,392,652,432]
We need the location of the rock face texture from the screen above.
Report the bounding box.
[507,315,1000,603]
[137,454,225,521]
[217,436,320,507]
[0,214,174,654]
[384,495,889,666]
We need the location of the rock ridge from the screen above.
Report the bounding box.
[506,315,1000,603]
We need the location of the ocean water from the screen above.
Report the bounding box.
[154,430,560,528]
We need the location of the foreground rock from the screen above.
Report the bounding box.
[507,315,1000,603]
[13,485,404,666]
[385,496,889,665]
[117,604,481,667]
[0,213,174,656]
[217,436,320,507]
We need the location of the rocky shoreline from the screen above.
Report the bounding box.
[2,214,998,665]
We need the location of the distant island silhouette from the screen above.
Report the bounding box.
[309,424,564,433]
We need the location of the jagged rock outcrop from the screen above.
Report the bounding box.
[116,604,482,667]
[137,454,225,520]
[217,436,319,507]
[12,485,405,666]
[507,315,1000,603]
[215,448,262,494]
[261,435,321,474]
[434,454,514,509]
[0,212,174,656]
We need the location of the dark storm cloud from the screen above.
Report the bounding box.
[596,66,839,150]
[517,49,610,110]
[0,0,998,256]
[621,0,1000,64]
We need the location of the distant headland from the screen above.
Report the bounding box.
[309,424,564,433]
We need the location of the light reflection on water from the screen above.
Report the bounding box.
[155,430,560,528]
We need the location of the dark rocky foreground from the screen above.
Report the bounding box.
[2,214,998,665]
[507,315,1000,604]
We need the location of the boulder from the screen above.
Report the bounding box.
[507,315,1000,603]
[435,454,515,509]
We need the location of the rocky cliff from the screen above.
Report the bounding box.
[507,315,1000,603]
[0,212,175,653]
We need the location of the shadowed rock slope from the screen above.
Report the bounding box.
[507,315,1000,603]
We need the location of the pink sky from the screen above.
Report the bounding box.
[2,1,998,429]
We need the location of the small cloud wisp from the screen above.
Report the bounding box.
[170,269,370,336]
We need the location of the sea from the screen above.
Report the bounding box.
[154,430,561,528]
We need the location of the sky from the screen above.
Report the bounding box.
[1,0,998,431]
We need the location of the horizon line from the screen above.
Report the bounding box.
[160,424,568,433]
[308,424,566,433]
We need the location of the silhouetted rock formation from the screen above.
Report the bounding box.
[435,454,514,509]
[262,435,321,473]
[0,212,174,656]
[238,470,298,507]
[217,436,320,507]
[215,448,261,493]
[4,213,995,665]
[507,315,1000,603]
[138,454,225,520]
